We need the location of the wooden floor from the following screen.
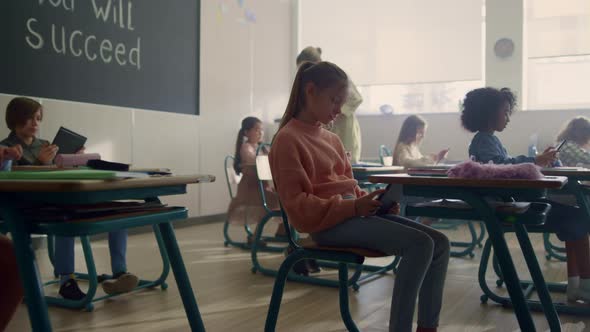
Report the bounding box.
[7,221,590,332]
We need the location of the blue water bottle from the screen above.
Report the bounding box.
[528,144,538,158]
[1,159,12,171]
[528,133,538,157]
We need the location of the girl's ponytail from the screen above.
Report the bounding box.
[278,62,315,130]
[233,127,245,174]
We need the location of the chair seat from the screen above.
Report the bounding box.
[299,237,388,258]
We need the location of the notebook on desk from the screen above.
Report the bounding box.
[542,167,586,172]
[406,165,453,176]
[352,162,383,168]
[129,168,172,175]
[0,169,149,180]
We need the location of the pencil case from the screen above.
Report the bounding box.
[55,153,101,168]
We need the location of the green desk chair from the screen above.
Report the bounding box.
[264,205,391,332]
[543,232,566,261]
[36,204,186,312]
[249,144,300,263]
[430,219,485,258]
[251,149,400,291]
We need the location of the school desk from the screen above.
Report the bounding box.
[0,175,214,332]
[369,174,567,332]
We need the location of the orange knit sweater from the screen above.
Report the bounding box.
[269,118,365,233]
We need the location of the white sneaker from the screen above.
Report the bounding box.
[567,286,590,303]
[102,272,139,295]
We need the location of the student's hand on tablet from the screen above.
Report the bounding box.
[354,189,384,217]
[535,148,558,167]
[38,144,59,165]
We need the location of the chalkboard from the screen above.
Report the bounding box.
[0,0,200,115]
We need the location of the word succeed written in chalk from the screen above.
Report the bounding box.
[25,0,141,70]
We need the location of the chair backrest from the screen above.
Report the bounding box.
[224,155,242,199]
[255,143,273,180]
[255,155,273,181]
[256,143,299,248]
[255,143,274,213]
[379,145,393,165]
[278,203,300,249]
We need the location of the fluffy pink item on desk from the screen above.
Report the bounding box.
[447,160,543,180]
[55,153,101,168]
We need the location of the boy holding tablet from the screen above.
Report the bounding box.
[1,97,138,300]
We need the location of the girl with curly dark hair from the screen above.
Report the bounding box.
[461,87,590,303]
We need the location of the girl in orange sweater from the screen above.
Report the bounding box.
[269,61,450,332]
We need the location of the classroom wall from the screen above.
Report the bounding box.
[198,0,293,215]
[0,0,293,217]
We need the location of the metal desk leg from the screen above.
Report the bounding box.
[3,208,52,332]
[464,194,538,332]
[158,222,206,332]
[514,224,561,331]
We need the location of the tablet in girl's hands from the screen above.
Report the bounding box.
[376,184,397,215]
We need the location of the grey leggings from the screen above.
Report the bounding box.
[311,214,450,332]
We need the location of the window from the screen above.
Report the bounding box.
[298,0,485,114]
[525,0,590,110]
[357,80,483,115]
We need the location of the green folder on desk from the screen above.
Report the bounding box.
[0,169,117,180]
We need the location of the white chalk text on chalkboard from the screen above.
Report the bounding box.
[26,0,141,69]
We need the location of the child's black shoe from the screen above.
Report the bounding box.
[59,279,86,301]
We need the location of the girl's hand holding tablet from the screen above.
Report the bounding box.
[354,189,384,217]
